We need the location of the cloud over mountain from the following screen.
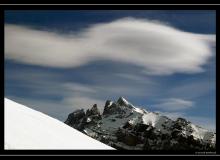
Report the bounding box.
[5,18,215,75]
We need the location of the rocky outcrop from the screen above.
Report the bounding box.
[64,109,86,131]
[103,100,126,116]
[65,104,102,131]
[65,109,85,126]
[86,104,100,116]
[64,97,216,151]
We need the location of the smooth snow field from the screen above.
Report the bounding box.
[4,98,114,150]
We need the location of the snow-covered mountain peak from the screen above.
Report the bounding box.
[104,100,114,108]
[117,97,135,109]
[86,104,101,116]
[65,97,216,150]
[117,97,129,105]
[103,98,131,116]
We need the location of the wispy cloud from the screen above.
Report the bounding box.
[61,96,105,113]
[169,80,215,99]
[152,98,194,111]
[5,64,215,132]
[62,83,97,94]
[5,18,215,75]
[8,94,105,122]
[115,73,156,85]
[5,66,157,119]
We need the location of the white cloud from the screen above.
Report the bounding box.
[152,98,194,111]
[5,18,215,75]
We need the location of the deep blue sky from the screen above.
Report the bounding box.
[5,10,216,34]
[5,10,216,131]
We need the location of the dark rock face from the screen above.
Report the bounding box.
[117,97,127,106]
[134,123,149,132]
[64,109,86,131]
[65,109,85,126]
[103,101,126,116]
[117,97,134,109]
[122,121,133,130]
[64,97,216,151]
[176,117,189,126]
[65,104,102,131]
[86,104,100,116]
[105,100,111,108]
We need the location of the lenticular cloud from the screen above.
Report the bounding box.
[5,18,215,75]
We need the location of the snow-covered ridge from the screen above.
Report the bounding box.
[4,98,114,150]
[117,97,215,144]
[65,97,216,150]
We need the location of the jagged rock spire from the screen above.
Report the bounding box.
[86,104,100,116]
[117,97,129,106]
[105,100,112,108]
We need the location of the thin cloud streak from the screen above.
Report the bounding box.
[152,98,194,111]
[168,80,215,99]
[115,73,156,85]
[61,96,105,113]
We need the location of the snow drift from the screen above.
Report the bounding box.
[4,98,114,150]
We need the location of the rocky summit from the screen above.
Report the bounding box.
[64,97,216,151]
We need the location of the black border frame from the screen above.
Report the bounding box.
[1,4,219,156]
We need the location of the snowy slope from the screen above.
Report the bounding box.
[4,98,114,150]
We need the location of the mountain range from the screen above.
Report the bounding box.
[65,97,216,151]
